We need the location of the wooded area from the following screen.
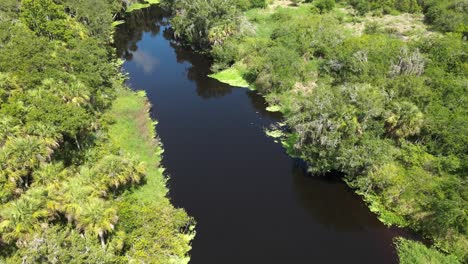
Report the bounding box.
[0,0,193,262]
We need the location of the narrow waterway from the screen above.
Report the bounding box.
[115,6,414,264]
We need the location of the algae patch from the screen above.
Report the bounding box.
[209,67,250,88]
[127,0,160,12]
[112,20,125,27]
[265,129,284,139]
[266,105,282,112]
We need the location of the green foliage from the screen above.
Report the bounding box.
[126,0,161,12]
[347,0,467,33]
[384,101,423,139]
[4,226,118,264]
[105,89,194,263]
[118,197,194,263]
[20,0,83,41]
[396,238,461,264]
[62,0,121,39]
[0,136,57,201]
[0,1,193,262]
[422,0,468,33]
[166,1,468,261]
[163,0,243,49]
[315,0,335,13]
[92,155,146,196]
[348,0,421,15]
[250,0,268,8]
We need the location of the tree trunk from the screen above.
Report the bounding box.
[99,233,106,249]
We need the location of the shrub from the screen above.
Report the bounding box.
[315,0,335,13]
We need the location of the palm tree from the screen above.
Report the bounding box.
[26,122,62,145]
[0,136,55,192]
[32,162,67,186]
[0,116,21,147]
[50,174,93,224]
[4,136,57,186]
[41,78,91,106]
[0,72,20,101]
[92,155,145,195]
[385,101,424,139]
[76,198,118,248]
[0,187,48,245]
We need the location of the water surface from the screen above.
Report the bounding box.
[115,7,413,264]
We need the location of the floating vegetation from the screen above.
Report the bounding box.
[209,67,250,88]
[112,20,125,27]
[127,0,160,12]
[265,128,284,138]
[266,105,282,112]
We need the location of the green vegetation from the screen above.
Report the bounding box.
[106,89,194,263]
[0,0,192,262]
[160,0,250,49]
[348,0,421,14]
[126,0,161,12]
[163,0,467,262]
[209,66,250,88]
[266,105,282,112]
[348,0,467,34]
[396,238,460,264]
[422,0,468,33]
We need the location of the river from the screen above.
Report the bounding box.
[114,6,413,264]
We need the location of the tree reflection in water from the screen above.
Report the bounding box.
[114,6,166,60]
[114,6,233,99]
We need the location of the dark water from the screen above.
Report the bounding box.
[115,6,414,264]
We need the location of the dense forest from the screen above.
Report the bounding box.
[0,0,193,262]
[161,0,467,263]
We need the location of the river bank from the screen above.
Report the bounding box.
[107,88,194,263]
[115,5,422,263]
[161,0,466,262]
[0,0,193,262]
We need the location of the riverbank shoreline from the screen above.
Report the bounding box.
[161,1,466,262]
[114,5,424,263]
[107,87,195,262]
[0,0,193,261]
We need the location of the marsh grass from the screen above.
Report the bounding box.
[107,88,167,202]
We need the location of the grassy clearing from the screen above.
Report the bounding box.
[107,88,167,202]
[344,12,432,41]
[107,88,194,262]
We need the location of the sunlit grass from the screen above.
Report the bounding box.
[108,89,194,261]
[107,88,167,203]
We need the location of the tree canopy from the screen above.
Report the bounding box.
[0,0,193,262]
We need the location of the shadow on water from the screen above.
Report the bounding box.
[171,43,234,99]
[115,8,233,99]
[115,6,419,264]
[246,90,284,119]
